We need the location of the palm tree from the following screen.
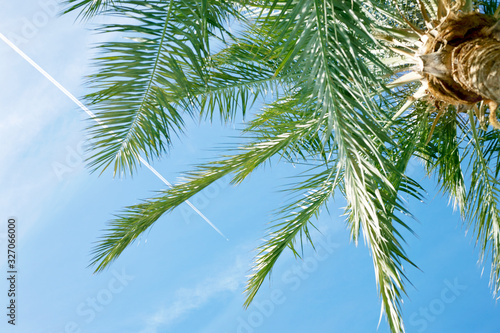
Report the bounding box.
[64,0,500,332]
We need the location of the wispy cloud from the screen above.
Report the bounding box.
[0,26,91,259]
[140,257,248,333]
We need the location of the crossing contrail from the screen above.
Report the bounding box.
[0,32,228,241]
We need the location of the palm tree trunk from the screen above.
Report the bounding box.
[452,34,500,127]
[417,14,500,128]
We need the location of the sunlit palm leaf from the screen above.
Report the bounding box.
[67,0,500,332]
[63,0,118,19]
[90,97,328,271]
[84,0,240,176]
[464,111,500,298]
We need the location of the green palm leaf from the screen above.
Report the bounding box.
[63,0,118,19]
[66,0,500,331]
[465,111,500,298]
[84,0,240,176]
[90,97,328,271]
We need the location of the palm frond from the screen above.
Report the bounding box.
[90,98,327,272]
[63,0,118,19]
[244,165,341,307]
[237,2,426,331]
[67,0,500,331]
[464,110,500,298]
[422,105,467,210]
[85,0,239,176]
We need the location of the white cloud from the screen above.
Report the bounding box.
[138,222,343,333]
[140,257,248,333]
[0,12,93,259]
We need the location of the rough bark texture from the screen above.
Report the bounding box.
[418,12,500,128]
[420,13,497,105]
[452,38,500,102]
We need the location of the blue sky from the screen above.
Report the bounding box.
[0,1,499,333]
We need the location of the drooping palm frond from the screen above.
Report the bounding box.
[82,0,244,176]
[90,96,330,272]
[196,35,286,122]
[421,106,468,210]
[67,0,500,332]
[464,112,500,298]
[244,165,341,306]
[63,0,118,19]
[380,0,500,301]
[417,105,500,297]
